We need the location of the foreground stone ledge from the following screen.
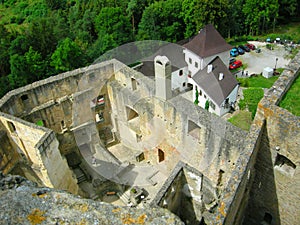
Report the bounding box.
[0,173,183,225]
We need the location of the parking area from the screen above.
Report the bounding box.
[234,41,291,76]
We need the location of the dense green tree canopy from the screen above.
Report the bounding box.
[182,0,229,37]
[138,0,185,42]
[0,0,298,98]
[94,7,132,45]
[51,37,85,72]
[243,0,279,35]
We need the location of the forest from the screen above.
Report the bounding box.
[0,0,299,97]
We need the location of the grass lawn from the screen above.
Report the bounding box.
[228,76,268,130]
[237,75,279,88]
[228,111,252,131]
[279,75,300,116]
[239,88,264,119]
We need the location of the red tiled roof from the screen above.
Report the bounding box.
[184,24,232,58]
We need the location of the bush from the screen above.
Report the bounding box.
[266,43,275,50]
[237,78,249,87]
[238,100,246,110]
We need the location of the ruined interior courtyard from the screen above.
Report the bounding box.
[0,41,299,225]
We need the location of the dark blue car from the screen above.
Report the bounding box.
[237,46,245,55]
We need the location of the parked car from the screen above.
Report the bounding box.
[229,60,243,70]
[229,57,236,64]
[266,37,272,43]
[237,46,245,55]
[275,37,281,43]
[239,45,250,52]
[230,48,239,57]
[255,48,261,53]
[245,43,256,50]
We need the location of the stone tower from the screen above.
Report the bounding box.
[154,55,172,100]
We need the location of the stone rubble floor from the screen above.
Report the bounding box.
[86,143,170,206]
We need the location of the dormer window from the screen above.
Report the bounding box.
[189,58,192,64]
[179,70,183,76]
[195,62,198,68]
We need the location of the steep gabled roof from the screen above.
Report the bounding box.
[136,43,187,77]
[183,24,232,58]
[192,56,238,106]
[142,43,187,69]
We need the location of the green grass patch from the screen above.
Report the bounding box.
[238,75,279,88]
[239,88,264,119]
[279,75,300,116]
[228,111,252,131]
[276,68,285,74]
[36,120,44,126]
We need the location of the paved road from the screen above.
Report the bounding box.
[236,41,291,76]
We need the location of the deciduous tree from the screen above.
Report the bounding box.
[94,7,132,45]
[138,0,184,42]
[50,38,85,73]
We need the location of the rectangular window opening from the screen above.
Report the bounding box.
[187,120,201,140]
[131,78,137,91]
[21,94,29,101]
[210,101,216,110]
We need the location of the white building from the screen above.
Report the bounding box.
[182,24,238,116]
[183,24,232,76]
[136,24,238,116]
[188,56,239,116]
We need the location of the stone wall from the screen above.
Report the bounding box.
[108,64,247,186]
[0,49,299,224]
[0,61,115,134]
[0,172,184,225]
[243,52,300,225]
[212,52,300,225]
[151,161,219,225]
[0,129,21,174]
[0,112,78,194]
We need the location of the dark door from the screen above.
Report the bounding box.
[158,149,164,162]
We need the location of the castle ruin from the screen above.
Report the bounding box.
[0,40,299,224]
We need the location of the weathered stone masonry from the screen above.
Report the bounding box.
[0,50,299,224]
[213,52,300,225]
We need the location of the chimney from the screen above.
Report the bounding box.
[219,73,224,80]
[154,55,172,100]
[207,64,213,73]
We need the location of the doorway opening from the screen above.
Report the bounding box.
[158,149,165,162]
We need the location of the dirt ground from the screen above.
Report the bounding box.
[235,41,291,75]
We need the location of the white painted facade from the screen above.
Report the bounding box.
[218,85,239,116]
[183,49,203,76]
[171,66,189,92]
[183,49,231,77]
[188,77,239,116]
